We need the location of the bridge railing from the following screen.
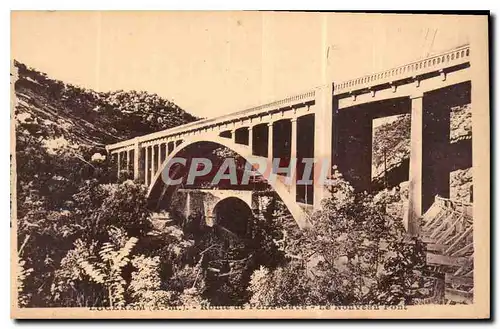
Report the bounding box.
[333,44,470,95]
[107,44,471,154]
[106,88,316,153]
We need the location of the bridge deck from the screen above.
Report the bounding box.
[106,44,470,153]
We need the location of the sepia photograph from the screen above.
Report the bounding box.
[10,11,490,319]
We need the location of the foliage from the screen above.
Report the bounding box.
[14,61,205,308]
[161,196,288,306]
[47,217,211,308]
[17,257,33,307]
[248,170,429,306]
[128,255,171,306]
[248,264,311,306]
[51,228,138,307]
[15,95,155,307]
[73,180,152,241]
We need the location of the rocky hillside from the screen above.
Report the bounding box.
[372,105,472,179]
[13,60,199,149]
[372,104,472,203]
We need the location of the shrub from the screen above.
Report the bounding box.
[247,170,427,306]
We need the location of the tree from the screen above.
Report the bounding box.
[248,169,429,306]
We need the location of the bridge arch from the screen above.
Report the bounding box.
[212,196,253,238]
[146,135,310,229]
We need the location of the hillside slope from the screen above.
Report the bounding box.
[372,105,472,202]
[13,60,199,149]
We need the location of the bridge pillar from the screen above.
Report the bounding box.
[151,145,157,182]
[407,92,424,236]
[407,88,455,237]
[313,84,333,209]
[231,129,236,143]
[117,152,121,178]
[133,139,140,180]
[145,146,150,186]
[338,108,373,192]
[248,126,253,153]
[185,191,191,219]
[157,143,162,175]
[168,141,174,155]
[126,149,131,177]
[290,118,298,201]
[267,122,274,164]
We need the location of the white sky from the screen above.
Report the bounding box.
[11,12,474,118]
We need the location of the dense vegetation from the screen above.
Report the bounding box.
[13,61,202,307]
[13,62,284,307]
[248,171,431,306]
[16,128,429,307]
[15,124,286,307]
[14,62,469,308]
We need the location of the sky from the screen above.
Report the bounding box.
[11,11,476,118]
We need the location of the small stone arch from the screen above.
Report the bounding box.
[211,196,254,237]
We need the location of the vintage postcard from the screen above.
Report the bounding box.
[10,11,490,319]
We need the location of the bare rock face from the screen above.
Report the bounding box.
[372,104,472,203]
[450,168,473,203]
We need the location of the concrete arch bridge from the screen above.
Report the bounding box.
[106,44,473,234]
